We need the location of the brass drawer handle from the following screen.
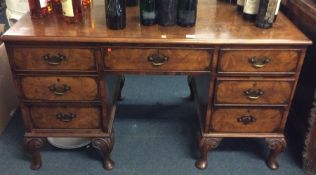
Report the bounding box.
[237,115,256,125]
[244,88,264,100]
[56,112,76,122]
[248,56,271,68]
[43,53,66,65]
[147,54,168,67]
[48,84,71,96]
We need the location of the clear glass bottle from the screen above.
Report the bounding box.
[106,0,126,29]
[28,0,48,18]
[140,0,157,26]
[82,0,91,9]
[177,0,197,27]
[61,0,83,23]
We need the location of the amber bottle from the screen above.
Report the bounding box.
[28,0,48,18]
[61,0,83,23]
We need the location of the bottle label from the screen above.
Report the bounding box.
[237,0,245,6]
[142,10,156,20]
[243,0,260,15]
[275,0,281,15]
[39,0,48,8]
[61,0,74,17]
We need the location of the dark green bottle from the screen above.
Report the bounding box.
[255,0,278,29]
[177,0,197,27]
[140,0,157,25]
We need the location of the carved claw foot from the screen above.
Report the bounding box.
[118,75,125,101]
[195,137,222,170]
[92,135,115,170]
[23,137,44,170]
[187,76,194,100]
[265,137,287,170]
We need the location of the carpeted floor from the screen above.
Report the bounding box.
[0,75,304,175]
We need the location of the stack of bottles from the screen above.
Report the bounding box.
[220,0,281,29]
[106,0,198,30]
[28,0,91,23]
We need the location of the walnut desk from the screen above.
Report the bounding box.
[1,0,311,171]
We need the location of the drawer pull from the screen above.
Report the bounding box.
[48,84,71,96]
[244,88,264,100]
[248,57,271,68]
[56,112,76,122]
[43,54,66,65]
[147,54,168,67]
[237,115,256,125]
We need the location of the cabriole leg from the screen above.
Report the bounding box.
[23,137,44,170]
[92,134,115,170]
[265,137,287,170]
[195,137,222,170]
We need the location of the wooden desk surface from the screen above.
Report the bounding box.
[2,0,311,45]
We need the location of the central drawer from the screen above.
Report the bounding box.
[104,48,212,71]
[21,76,99,101]
[30,106,101,129]
[215,79,294,105]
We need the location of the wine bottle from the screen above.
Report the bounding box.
[28,0,48,18]
[127,0,138,6]
[273,0,281,22]
[243,0,260,21]
[157,0,178,26]
[47,0,53,14]
[177,0,197,27]
[255,0,278,28]
[237,0,245,12]
[140,0,157,26]
[106,0,126,30]
[82,0,91,9]
[61,0,82,23]
[52,0,62,14]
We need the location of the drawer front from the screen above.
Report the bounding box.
[218,49,300,74]
[104,48,212,71]
[30,106,101,129]
[215,80,294,105]
[211,108,282,132]
[21,76,98,101]
[13,48,96,71]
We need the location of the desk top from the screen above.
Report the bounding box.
[2,0,312,45]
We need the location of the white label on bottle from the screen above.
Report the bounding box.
[275,0,281,15]
[61,0,74,17]
[142,10,156,20]
[237,0,245,6]
[243,0,260,15]
[39,0,47,8]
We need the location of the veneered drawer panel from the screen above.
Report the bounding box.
[215,80,294,105]
[104,48,211,71]
[21,76,98,101]
[13,48,96,71]
[211,108,282,132]
[218,49,300,73]
[30,106,101,129]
